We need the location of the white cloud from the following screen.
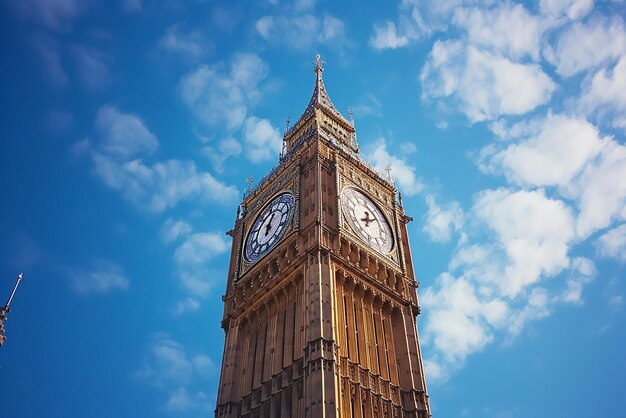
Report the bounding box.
[478,114,607,188]
[161,218,192,244]
[255,14,349,51]
[472,188,575,297]
[71,45,112,91]
[174,232,229,265]
[95,106,158,159]
[370,21,409,50]
[568,138,626,238]
[202,136,242,172]
[453,3,542,61]
[544,15,626,77]
[133,334,213,406]
[539,0,594,20]
[174,297,201,315]
[579,57,626,132]
[421,41,556,122]
[84,106,238,212]
[559,257,596,304]
[422,273,508,372]
[165,387,210,413]
[422,195,464,243]
[479,113,626,240]
[8,0,85,31]
[364,138,423,196]
[64,259,129,295]
[596,224,626,263]
[158,24,212,60]
[92,154,238,212]
[179,53,268,130]
[243,117,282,163]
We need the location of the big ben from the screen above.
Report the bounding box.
[215,56,431,418]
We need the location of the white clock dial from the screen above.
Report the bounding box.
[244,193,295,263]
[341,187,394,254]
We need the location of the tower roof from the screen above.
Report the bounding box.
[287,55,352,135]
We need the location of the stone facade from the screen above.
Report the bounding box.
[215,58,431,418]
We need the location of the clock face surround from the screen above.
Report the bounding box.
[341,187,394,254]
[244,192,295,263]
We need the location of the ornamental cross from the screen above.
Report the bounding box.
[384,163,393,179]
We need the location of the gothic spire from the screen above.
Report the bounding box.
[288,54,352,134]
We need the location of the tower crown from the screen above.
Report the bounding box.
[283,55,356,155]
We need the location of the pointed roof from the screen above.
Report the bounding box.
[287,55,353,135]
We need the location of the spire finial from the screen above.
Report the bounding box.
[348,107,354,127]
[314,54,324,75]
[246,176,254,195]
[384,163,393,180]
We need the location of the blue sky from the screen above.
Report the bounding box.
[1,0,625,417]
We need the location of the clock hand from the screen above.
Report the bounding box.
[360,211,375,227]
[264,213,275,236]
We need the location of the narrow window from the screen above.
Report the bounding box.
[372,314,381,372]
[353,301,361,363]
[343,294,351,357]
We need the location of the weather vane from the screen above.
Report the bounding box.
[1,273,25,347]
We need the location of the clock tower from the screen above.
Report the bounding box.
[215,56,431,418]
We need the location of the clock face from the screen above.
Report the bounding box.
[341,187,394,254]
[244,193,295,263]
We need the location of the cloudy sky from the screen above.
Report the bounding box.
[1,0,625,417]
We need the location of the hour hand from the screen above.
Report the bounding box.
[264,213,275,235]
[360,211,375,227]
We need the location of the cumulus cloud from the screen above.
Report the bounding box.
[480,113,626,239]
[472,188,575,297]
[255,13,349,52]
[422,195,464,243]
[161,218,192,244]
[243,117,282,163]
[160,218,230,304]
[596,224,626,263]
[544,15,626,77]
[420,41,556,122]
[453,3,542,61]
[568,138,626,238]
[539,0,594,20]
[82,106,238,212]
[370,21,409,50]
[479,114,607,188]
[95,106,158,158]
[134,333,214,412]
[64,259,129,295]
[202,137,242,172]
[422,273,508,365]
[423,188,594,380]
[174,232,229,265]
[578,57,626,132]
[179,53,268,130]
[158,24,213,60]
[364,138,423,196]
